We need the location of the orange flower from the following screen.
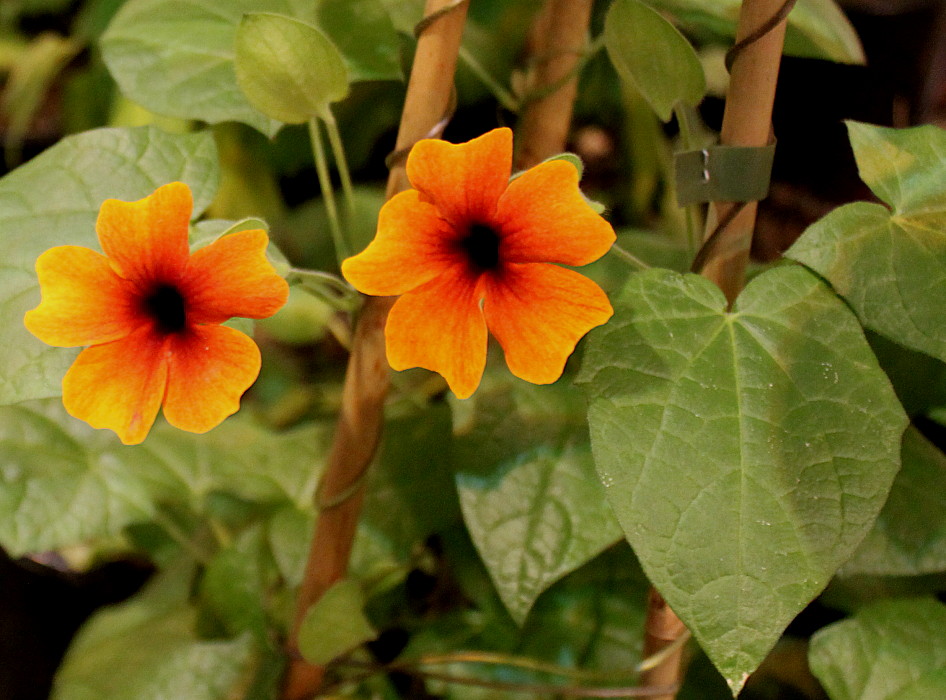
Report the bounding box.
[342,127,615,398]
[24,182,289,445]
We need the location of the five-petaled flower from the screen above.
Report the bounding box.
[342,127,615,398]
[24,182,289,445]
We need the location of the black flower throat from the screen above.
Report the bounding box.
[460,223,501,272]
[145,283,187,334]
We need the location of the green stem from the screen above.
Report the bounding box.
[458,45,519,112]
[308,116,349,264]
[673,103,700,259]
[611,243,650,270]
[320,107,356,215]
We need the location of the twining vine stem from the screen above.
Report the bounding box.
[280,2,470,699]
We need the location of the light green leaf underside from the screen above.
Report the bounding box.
[645,0,865,65]
[579,266,906,693]
[52,563,255,700]
[454,380,622,625]
[0,126,217,406]
[842,426,946,577]
[101,0,400,137]
[235,13,349,124]
[787,122,946,364]
[0,399,329,555]
[605,0,706,122]
[809,598,946,700]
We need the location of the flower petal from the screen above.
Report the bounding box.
[96,181,192,284]
[342,190,458,296]
[496,160,615,265]
[385,265,487,399]
[62,325,169,445]
[483,263,613,385]
[406,127,512,225]
[181,229,289,324]
[25,245,141,347]
[162,324,261,434]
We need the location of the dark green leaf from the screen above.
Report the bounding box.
[842,427,946,576]
[809,598,946,700]
[298,579,377,665]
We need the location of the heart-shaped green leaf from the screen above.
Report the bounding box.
[787,122,946,364]
[604,0,706,122]
[0,126,217,406]
[809,598,946,700]
[579,265,907,693]
[235,13,349,124]
[454,380,622,624]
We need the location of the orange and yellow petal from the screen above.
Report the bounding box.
[25,245,141,347]
[62,325,170,445]
[342,190,458,296]
[384,266,488,399]
[162,324,261,434]
[406,128,512,225]
[483,263,613,386]
[96,181,192,284]
[496,160,615,266]
[181,229,288,324]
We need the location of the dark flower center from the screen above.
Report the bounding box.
[460,223,501,271]
[144,283,187,334]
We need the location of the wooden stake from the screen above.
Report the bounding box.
[640,589,688,700]
[699,0,790,303]
[281,3,469,698]
[514,0,595,169]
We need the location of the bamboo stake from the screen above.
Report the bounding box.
[639,589,688,700]
[281,3,469,698]
[699,0,790,303]
[514,0,595,169]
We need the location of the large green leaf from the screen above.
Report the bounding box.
[842,426,946,577]
[0,126,217,406]
[52,561,255,700]
[604,0,706,122]
[646,0,864,65]
[101,0,400,136]
[809,598,946,700]
[454,380,622,625]
[579,266,907,694]
[0,399,328,555]
[787,122,946,364]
